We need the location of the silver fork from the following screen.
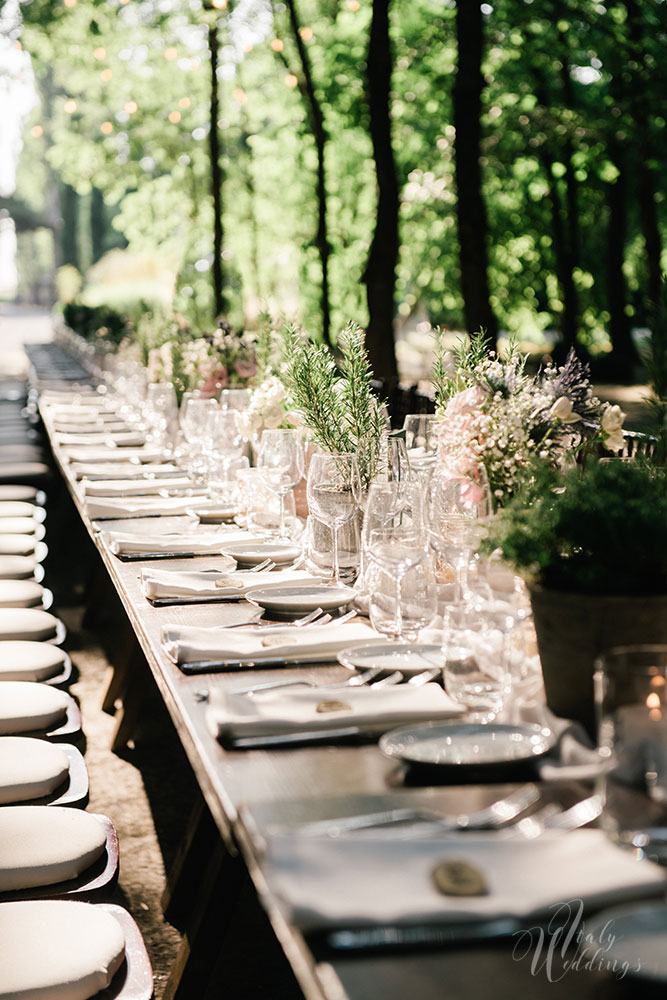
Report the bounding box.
[508,795,602,840]
[219,607,328,630]
[248,558,276,573]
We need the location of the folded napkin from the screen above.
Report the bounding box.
[512,704,608,782]
[142,567,316,601]
[71,462,180,481]
[207,683,463,743]
[83,477,195,498]
[162,619,378,666]
[85,494,209,520]
[264,829,666,931]
[101,528,253,556]
[62,446,165,464]
[56,431,146,447]
[52,421,130,434]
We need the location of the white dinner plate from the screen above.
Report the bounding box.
[186,503,239,524]
[220,541,302,566]
[245,584,356,614]
[337,642,444,676]
[583,902,667,982]
[379,721,555,768]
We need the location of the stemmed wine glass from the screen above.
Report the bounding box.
[368,526,436,641]
[257,429,305,539]
[307,453,360,585]
[425,466,492,600]
[208,409,247,499]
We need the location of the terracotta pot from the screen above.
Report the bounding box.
[528,586,667,740]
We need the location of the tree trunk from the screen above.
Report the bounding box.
[538,150,578,359]
[284,0,332,347]
[90,188,106,265]
[208,18,225,320]
[625,0,663,313]
[59,182,79,270]
[453,0,497,340]
[605,147,634,366]
[363,0,399,383]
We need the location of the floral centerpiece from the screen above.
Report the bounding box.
[432,332,626,506]
[146,318,257,401]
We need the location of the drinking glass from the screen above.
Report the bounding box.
[441,602,508,721]
[257,429,305,539]
[368,531,437,641]
[219,388,251,411]
[426,468,492,599]
[207,409,247,499]
[595,645,667,864]
[144,382,178,452]
[307,453,360,585]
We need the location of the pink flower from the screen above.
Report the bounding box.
[444,385,486,418]
[234,359,257,379]
[200,365,228,396]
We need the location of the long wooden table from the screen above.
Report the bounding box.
[35,374,643,1000]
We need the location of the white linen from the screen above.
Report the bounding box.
[0,683,69,735]
[0,641,67,682]
[83,476,195,497]
[0,806,107,891]
[61,446,165,463]
[264,829,667,930]
[55,430,146,447]
[206,683,463,742]
[142,566,315,601]
[0,608,59,641]
[71,461,180,480]
[85,493,210,520]
[0,900,125,999]
[101,527,253,556]
[162,619,379,666]
[52,420,130,434]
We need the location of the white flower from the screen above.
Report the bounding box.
[601,404,625,433]
[604,428,626,453]
[263,402,284,428]
[550,396,581,423]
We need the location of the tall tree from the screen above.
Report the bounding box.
[453,0,497,339]
[207,10,225,318]
[284,0,332,347]
[363,0,398,383]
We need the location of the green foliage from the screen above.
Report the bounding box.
[62,301,132,346]
[640,276,667,461]
[489,460,667,595]
[283,320,383,486]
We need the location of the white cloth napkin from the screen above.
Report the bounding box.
[162,619,378,666]
[83,477,195,498]
[206,683,463,742]
[61,446,165,464]
[52,420,130,434]
[55,431,146,447]
[264,829,667,931]
[101,528,253,556]
[142,567,316,601]
[71,462,181,481]
[85,494,210,520]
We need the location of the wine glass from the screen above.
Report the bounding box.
[403,414,439,469]
[207,409,247,499]
[368,528,436,641]
[144,382,178,452]
[441,602,508,722]
[307,453,360,585]
[425,467,492,600]
[257,429,305,539]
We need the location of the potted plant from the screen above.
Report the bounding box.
[488,459,667,737]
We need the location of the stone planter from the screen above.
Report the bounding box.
[529,586,667,740]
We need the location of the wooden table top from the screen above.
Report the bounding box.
[37,386,644,1000]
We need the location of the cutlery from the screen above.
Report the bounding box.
[249,558,276,572]
[508,794,602,840]
[287,784,541,837]
[216,607,329,630]
[324,916,528,952]
[230,665,392,696]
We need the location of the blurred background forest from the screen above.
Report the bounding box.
[1,0,665,382]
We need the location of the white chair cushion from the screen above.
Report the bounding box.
[0,683,69,735]
[0,555,37,579]
[0,642,66,682]
[0,609,59,641]
[0,502,37,519]
[0,738,70,804]
[0,899,125,999]
[0,807,107,892]
[0,580,44,608]
[0,486,39,502]
[0,517,37,535]
[0,535,36,556]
